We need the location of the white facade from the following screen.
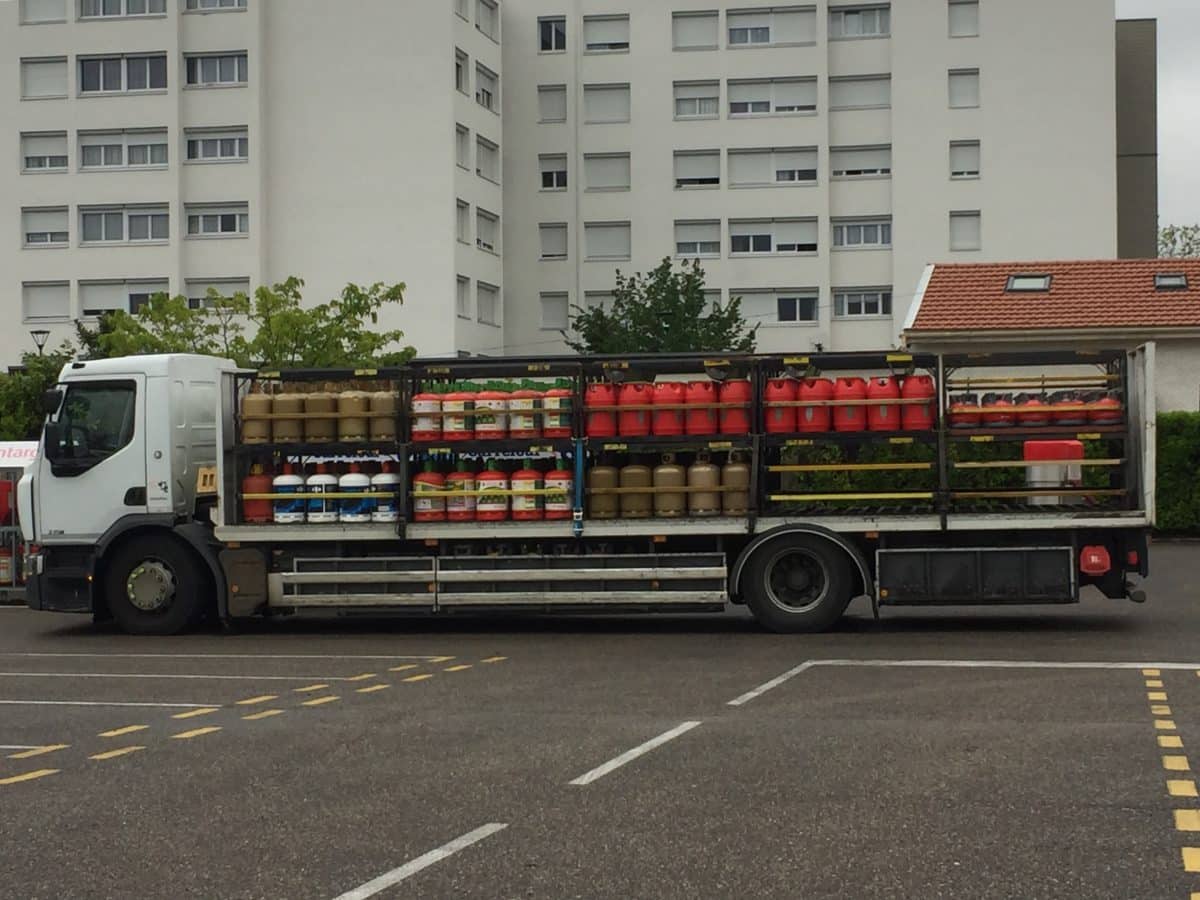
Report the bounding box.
[3,0,1118,364]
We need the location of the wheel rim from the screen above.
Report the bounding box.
[762,548,829,613]
[126,558,176,613]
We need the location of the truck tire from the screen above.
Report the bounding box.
[103,535,206,636]
[742,535,854,633]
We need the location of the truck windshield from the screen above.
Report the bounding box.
[51,380,137,471]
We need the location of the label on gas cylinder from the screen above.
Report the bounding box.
[441,400,472,438]
[446,476,477,517]
[476,479,509,514]
[273,483,305,524]
[412,399,442,439]
[475,400,508,436]
[413,482,445,515]
[545,477,572,514]
[512,476,545,513]
[508,398,540,434]
[339,484,374,523]
[543,395,572,431]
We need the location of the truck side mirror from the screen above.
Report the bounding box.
[40,389,62,416]
[43,422,64,462]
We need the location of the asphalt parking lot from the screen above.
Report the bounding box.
[2,542,1199,900]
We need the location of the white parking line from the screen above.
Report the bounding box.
[331,823,508,900]
[0,745,40,750]
[0,699,221,709]
[727,662,817,707]
[0,672,363,681]
[569,721,702,787]
[0,652,443,660]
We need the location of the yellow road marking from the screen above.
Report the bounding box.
[403,674,434,683]
[1149,692,1169,701]
[0,768,59,786]
[171,707,219,720]
[301,695,339,707]
[346,673,377,682]
[1176,811,1200,832]
[1183,847,1200,872]
[8,744,68,760]
[1164,756,1191,771]
[1144,668,1161,676]
[236,695,278,706]
[99,725,148,738]
[1161,736,1185,749]
[1156,720,1178,731]
[172,726,221,740]
[356,684,389,694]
[1146,680,1164,688]
[294,684,328,693]
[481,656,508,663]
[242,709,284,721]
[444,664,472,672]
[89,745,144,761]
[430,656,455,663]
[1169,780,1199,798]
[1152,705,1173,716]
[389,664,419,672]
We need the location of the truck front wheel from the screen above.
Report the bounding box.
[742,535,854,633]
[103,535,206,636]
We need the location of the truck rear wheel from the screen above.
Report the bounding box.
[103,535,206,636]
[742,535,854,633]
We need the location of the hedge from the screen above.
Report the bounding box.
[1156,412,1200,532]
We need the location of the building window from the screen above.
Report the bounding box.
[672,11,718,50]
[456,125,470,169]
[729,78,816,116]
[456,200,470,243]
[674,81,720,119]
[20,0,67,25]
[80,0,166,18]
[476,208,499,253]
[583,15,630,52]
[80,209,125,243]
[80,279,168,317]
[1006,274,1052,292]
[80,55,167,93]
[476,0,499,41]
[949,69,980,108]
[185,0,248,10]
[81,129,168,169]
[21,58,68,99]
[950,140,980,178]
[731,219,818,254]
[539,154,567,190]
[540,293,569,330]
[949,210,981,251]
[834,289,892,318]
[455,0,468,21]
[584,292,613,311]
[185,204,249,238]
[675,220,721,258]
[831,145,891,178]
[540,223,568,260]
[584,83,631,124]
[1155,273,1189,291]
[23,208,69,247]
[455,49,468,94]
[476,137,500,182]
[539,16,566,51]
[949,0,979,37]
[829,75,891,110]
[833,218,892,249]
[584,222,632,260]
[728,7,816,46]
[477,282,499,326]
[81,205,169,244]
[127,209,170,241]
[538,84,567,123]
[740,290,818,326]
[185,128,249,163]
[456,276,471,319]
[22,282,70,323]
[829,5,890,38]
[186,53,247,87]
[475,64,498,112]
[584,153,631,191]
[729,147,817,187]
[21,132,68,171]
[185,278,250,310]
[674,150,720,188]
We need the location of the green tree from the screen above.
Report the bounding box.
[565,258,757,354]
[1159,224,1200,258]
[0,348,74,440]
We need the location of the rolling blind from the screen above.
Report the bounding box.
[674,81,718,100]
[539,224,567,258]
[584,154,630,190]
[830,77,891,108]
[774,148,817,171]
[675,221,719,244]
[583,84,630,122]
[950,212,981,250]
[22,283,69,321]
[729,150,772,184]
[773,79,816,109]
[728,11,770,30]
[949,1,979,37]
[674,151,719,180]
[538,85,566,121]
[831,146,891,172]
[80,282,128,314]
[672,12,717,48]
[949,70,980,107]
[775,220,818,244]
[773,8,816,43]
[728,81,768,104]
[583,16,629,48]
[20,0,65,23]
[23,208,67,232]
[585,222,631,259]
[21,59,67,98]
[540,294,569,330]
[950,142,980,174]
[22,133,67,156]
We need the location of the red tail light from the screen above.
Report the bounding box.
[1080,545,1112,577]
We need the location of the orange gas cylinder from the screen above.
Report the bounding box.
[411,389,443,442]
[685,381,719,435]
[442,385,475,441]
[981,393,1016,427]
[476,461,510,522]
[1016,393,1052,427]
[866,376,902,432]
[585,383,617,438]
[445,462,476,522]
[833,377,868,432]
[412,461,446,522]
[719,379,752,435]
[764,378,798,434]
[1088,391,1123,425]
[652,382,686,436]
[798,378,834,433]
[618,382,653,437]
[1050,390,1087,427]
[475,384,509,440]
[511,460,545,521]
[948,393,981,428]
[543,380,574,439]
[241,464,273,524]
[544,461,573,520]
[900,375,936,431]
[509,384,543,439]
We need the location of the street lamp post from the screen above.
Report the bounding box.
[29,330,49,356]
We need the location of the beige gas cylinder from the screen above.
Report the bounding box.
[241,390,272,444]
[619,464,653,519]
[588,465,619,520]
[653,453,687,518]
[722,452,751,516]
[337,390,371,442]
[271,393,305,444]
[369,390,398,441]
[305,391,337,443]
[687,453,721,517]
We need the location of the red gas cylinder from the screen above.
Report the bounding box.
[719,379,752,435]
[442,386,475,441]
[474,386,509,440]
[544,463,573,520]
[1088,390,1123,425]
[981,393,1016,427]
[412,462,446,523]
[652,382,686,436]
[509,385,543,439]
[797,378,834,433]
[1015,393,1051,427]
[866,376,902,432]
[833,377,868,432]
[685,381,719,435]
[543,381,574,439]
[242,464,272,524]
[445,463,476,522]
[900,375,936,431]
[511,461,545,521]
[0,480,12,526]
[948,393,981,428]
[585,383,617,438]
[618,382,653,437]
[764,378,798,434]
[1050,390,1087,427]
[411,389,442,443]
[476,461,510,522]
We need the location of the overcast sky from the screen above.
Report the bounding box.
[1117,0,1200,225]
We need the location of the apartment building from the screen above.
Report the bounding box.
[3,0,503,363]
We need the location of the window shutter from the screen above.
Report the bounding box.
[583,84,630,122]
[584,154,630,190]
[20,0,65,23]
[672,12,717,48]
[775,220,818,245]
[772,79,816,110]
[949,1,979,37]
[583,16,629,48]
[772,9,816,43]
[728,81,766,104]
[22,133,67,156]
[540,294,569,330]
[539,154,566,175]
[22,283,69,321]
[950,212,981,250]
[674,221,719,244]
[585,223,631,259]
[950,142,980,174]
[739,292,774,323]
[729,150,772,185]
[21,59,67,98]
[674,151,719,180]
[80,281,128,314]
[949,70,980,107]
[539,224,567,258]
[830,77,890,108]
[774,148,817,172]
[185,278,250,303]
[728,11,770,30]
[832,146,891,172]
[730,220,770,239]
[23,208,67,232]
[538,85,566,121]
[674,81,717,101]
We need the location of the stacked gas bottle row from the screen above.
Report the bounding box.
[242,461,401,524]
[947,390,1124,428]
[584,379,752,438]
[411,380,574,442]
[241,387,398,444]
[411,457,574,523]
[586,453,750,519]
[763,374,937,434]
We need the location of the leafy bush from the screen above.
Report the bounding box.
[1156,412,1200,532]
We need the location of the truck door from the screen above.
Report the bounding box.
[1126,343,1157,524]
[36,376,147,545]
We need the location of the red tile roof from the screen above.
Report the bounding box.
[907,259,1200,332]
